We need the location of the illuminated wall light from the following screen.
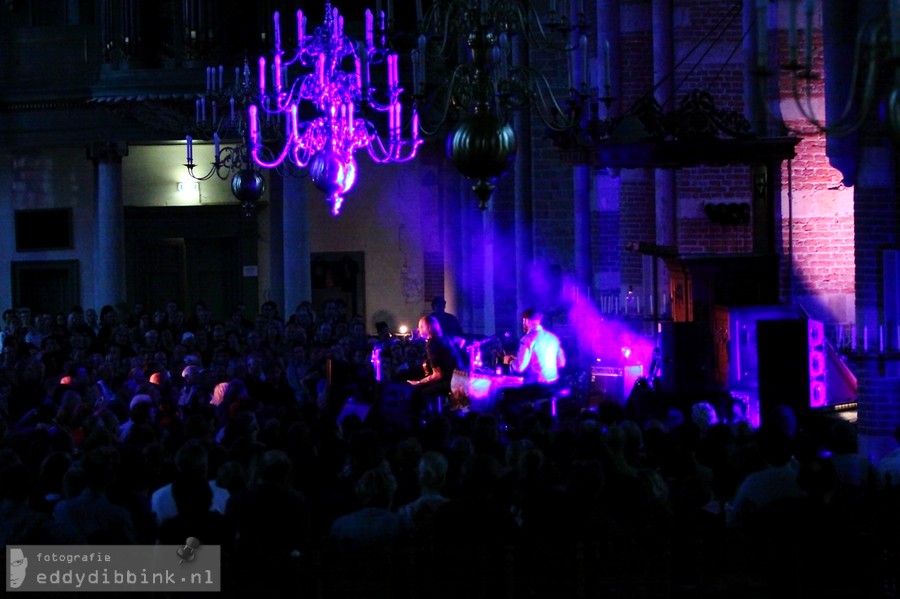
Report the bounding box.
[177,182,200,193]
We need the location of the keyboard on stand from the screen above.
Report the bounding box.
[450,368,523,412]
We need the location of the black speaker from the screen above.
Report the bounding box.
[757,318,825,425]
[658,321,711,395]
[590,369,624,406]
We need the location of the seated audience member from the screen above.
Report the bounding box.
[52,447,137,544]
[726,426,803,529]
[156,468,233,547]
[2,458,75,546]
[150,439,229,526]
[327,464,406,554]
[876,423,900,489]
[826,419,874,509]
[397,450,451,534]
[119,393,155,445]
[177,364,211,417]
[227,449,312,592]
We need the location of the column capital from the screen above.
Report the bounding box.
[87,142,129,163]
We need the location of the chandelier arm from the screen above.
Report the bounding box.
[368,133,394,161]
[184,164,217,181]
[518,1,580,53]
[519,67,581,131]
[437,8,459,58]
[370,136,403,163]
[515,2,545,48]
[423,4,458,59]
[251,138,294,169]
[291,144,315,168]
[185,162,223,181]
[366,92,403,111]
[418,66,470,136]
[395,140,425,162]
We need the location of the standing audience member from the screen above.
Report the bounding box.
[429,296,464,342]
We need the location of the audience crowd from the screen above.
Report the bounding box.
[0,301,896,598]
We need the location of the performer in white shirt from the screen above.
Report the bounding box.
[498,308,566,417]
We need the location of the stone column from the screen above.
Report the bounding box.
[89,142,128,309]
[653,0,675,320]
[483,202,497,337]
[595,0,623,306]
[282,174,312,314]
[573,167,592,298]
[572,3,592,301]
[854,126,900,462]
[513,33,534,323]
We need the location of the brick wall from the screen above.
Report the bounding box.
[423,250,444,306]
[618,172,654,283]
[680,218,753,254]
[779,216,855,294]
[593,211,620,274]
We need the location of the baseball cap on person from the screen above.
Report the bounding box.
[431,295,446,306]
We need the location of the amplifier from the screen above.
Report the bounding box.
[590,366,625,406]
[591,366,624,378]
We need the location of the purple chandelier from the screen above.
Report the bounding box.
[249,2,422,215]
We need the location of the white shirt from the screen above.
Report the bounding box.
[150,480,229,526]
[726,464,803,528]
[510,325,566,385]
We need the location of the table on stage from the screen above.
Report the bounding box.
[450,368,523,412]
